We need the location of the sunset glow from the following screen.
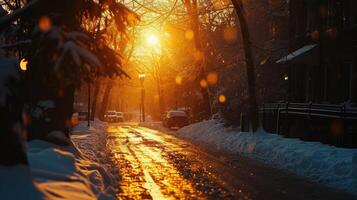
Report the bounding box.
[147,34,159,46]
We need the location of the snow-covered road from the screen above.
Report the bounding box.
[104,123,355,200]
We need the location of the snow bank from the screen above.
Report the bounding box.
[178,120,357,195]
[0,165,44,200]
[27,140,98,200]
[0,120,118,200]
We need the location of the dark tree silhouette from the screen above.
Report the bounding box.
[0,0,136,165]
[231,0,259,131]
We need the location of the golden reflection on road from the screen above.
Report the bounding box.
[106,125,205,199]
[104,124,356,200]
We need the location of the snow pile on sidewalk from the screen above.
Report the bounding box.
[27,140,99,200]
[0,120,119,200]
[178,120,357,195]
[0,165,44,200]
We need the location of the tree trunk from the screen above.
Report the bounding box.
[182,0,212,118]
[90,81,100,120]
[99,80,113,120]
[51,85,75,138]
[231,0,259,131]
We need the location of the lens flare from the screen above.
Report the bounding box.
[38,16,52,32]
[219,94,226,103]
[207,72,218,85]
[200,79,208,88]
[175,76,183,85]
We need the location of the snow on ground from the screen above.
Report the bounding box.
[0,120,119,200]
[0,165,44,200]
[177,120,357,195]
[71,120,120,199]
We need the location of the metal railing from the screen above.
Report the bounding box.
[259,102,357,134]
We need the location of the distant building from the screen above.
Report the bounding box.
[257,0,290,104]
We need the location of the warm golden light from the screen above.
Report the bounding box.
[200,79,208,88]
[207,72,218,85]
[139,73,146,79]
[20,58,28,71]
[219,94,226,103]
[38,16,52,32]
[147,34,159,46]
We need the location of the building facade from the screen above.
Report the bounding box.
[286,0,357,104]
[261,0,357,147]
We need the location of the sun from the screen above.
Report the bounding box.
[147,34,159,46]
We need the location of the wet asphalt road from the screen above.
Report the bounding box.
[105,123,356,200]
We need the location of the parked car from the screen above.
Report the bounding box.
[116,111,125,122]
[104,110,119,122]
[163,110,189,128]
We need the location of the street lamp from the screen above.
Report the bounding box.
[139,73,146,122]
[87,81,91,127]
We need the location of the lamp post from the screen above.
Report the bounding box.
[87,82,91,127]
[139,73,146,122]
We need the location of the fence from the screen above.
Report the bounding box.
[259,102,357,147]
